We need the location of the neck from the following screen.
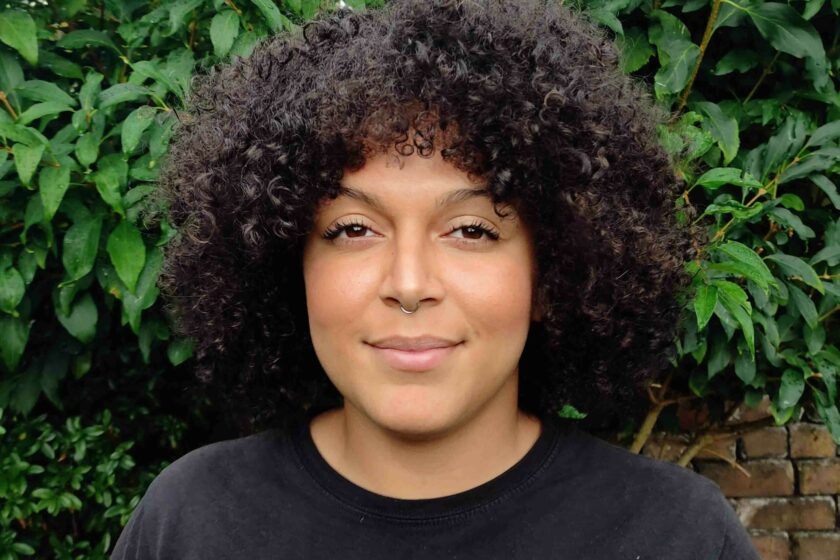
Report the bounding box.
[309,386,542,499]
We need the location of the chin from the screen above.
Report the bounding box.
[370,394,460,440]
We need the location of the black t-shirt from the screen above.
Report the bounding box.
[111,412,761,559]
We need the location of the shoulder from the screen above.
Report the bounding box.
[143,429,286,504]
[558,424,724,498]
[543,423,758,558]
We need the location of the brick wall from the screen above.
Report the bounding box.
[631,400,840,560]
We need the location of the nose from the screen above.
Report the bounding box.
[379,229,444,312]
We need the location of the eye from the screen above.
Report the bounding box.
[447,220,500,242]
[321,219,375,241]
[321,219,500,243]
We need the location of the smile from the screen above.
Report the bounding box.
[367,342,462,372]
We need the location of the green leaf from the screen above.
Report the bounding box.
[0,266,24,314]
[714,279,755,360]
[706,330,731,379]
[769,401,796,425]
[815,401,840,444]
[0,10,38,65]
[702,200,763,220]
[92,154,127,213]
[210,11,240,58]
[0,122,49,147]
[693,101,739,164]
[249,0,294,32]
[766,253,824,294]
[777,368,805,409]
[694,167,762,190]
[747,2,825,59]
[734,347,756,384]
[75,131,99,168]
[79,72,104,112]
[787,282,819,328]
[17,102,73,126]
[713,240,775,292]
[229,30,259,58]
[38,51,84,80]
[106,221,146,293]
[803,323,825,355]
[121,246,162,333]
[38,165,71,222]
[0,50,23,114]
[779,193,805,211]
[167,0,205,36]
[694,283,717,330]
[62,215,103,282]
[712,49,758,75]
[15,80,76,107]
[167,336,194,366]
[780,155,838,184]
[768,207,815,240]
[301,0,320,19]
[0,315,29,370]
[56,30,119,53]
[805,120,840,149]
[557,403,587,419]
[12,143,44,186]
[98,84,150,111]
[810,245,840,266]
[121,106,156,155]
[55,291,97,344]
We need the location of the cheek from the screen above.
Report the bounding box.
[450,254,534,336]
[302,251,379,343]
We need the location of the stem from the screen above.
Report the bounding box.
[629,373,674,454]
[708,187,767,242]
[818,304,840,323]
[675,0,722,116]
[744,51,780,104]
[188,16,197,50]
[0,91,18,120]
[675,416,779,467]
[630,401,668,454]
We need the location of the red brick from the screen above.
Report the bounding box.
[792,531,840,560]
[733,497,837,530]
[695,459,794,497]
[741,427,789,459]
[797,459,840,495]
[748,531,790,560]
[790,423,837,458]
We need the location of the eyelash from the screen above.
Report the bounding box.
[321,219,501,243]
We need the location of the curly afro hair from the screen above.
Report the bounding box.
[156,0,698,435]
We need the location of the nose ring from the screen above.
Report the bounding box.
[400,302,420,314]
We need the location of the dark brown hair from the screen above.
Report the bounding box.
[155,0,697,434]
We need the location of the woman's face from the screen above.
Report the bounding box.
[302,147,539,437]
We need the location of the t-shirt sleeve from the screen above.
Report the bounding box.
[712,488,761,560]
[110,475,169,560]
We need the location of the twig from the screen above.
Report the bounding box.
[675,0,723,116]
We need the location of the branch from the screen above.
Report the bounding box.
[675,0,723,115]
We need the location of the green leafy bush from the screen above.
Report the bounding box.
[0,0,837,557]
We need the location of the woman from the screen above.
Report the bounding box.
[112,0,761,558]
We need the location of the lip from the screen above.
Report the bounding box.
[366,339,462,372]
[368,335,461,351]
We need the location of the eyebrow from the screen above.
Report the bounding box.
[336,185,492,211]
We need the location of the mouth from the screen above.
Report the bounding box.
[366,342,463,372]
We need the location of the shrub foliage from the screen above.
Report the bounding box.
[0,0,837,557]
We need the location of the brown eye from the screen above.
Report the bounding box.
[448,221,500,242]
[321,220,374,241]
